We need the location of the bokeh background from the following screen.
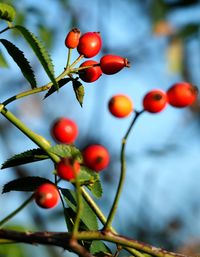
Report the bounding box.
[1,0,200,256]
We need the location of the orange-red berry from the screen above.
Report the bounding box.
[82,144,110,172]
[143,89,168,113]
[100,55,130,75]
[65,28,81,49]
[79,60,102,83]
[35,183,59,209]
[51,118,78,144]
[108,94,133,118]
[56,158,80,181]
[167,82,198,108]
[77,32,102,58]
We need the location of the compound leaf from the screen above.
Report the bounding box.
[0,39,37,88]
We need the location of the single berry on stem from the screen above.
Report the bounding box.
[34,183,60,209]
[167,82,198,108]
[79,60,102,83]
[143,89,168,113]
[100,54,130,75]
[51,117,78,144]
[65,28,81,49]
[77,32,102,58]
[108,94,133,118]
[56,158,80,181]
[82,144,110,172]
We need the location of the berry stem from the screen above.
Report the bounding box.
[69,54,84,70]
[66,48,72,69]
[0,194,34,228]
[103,110,144,231]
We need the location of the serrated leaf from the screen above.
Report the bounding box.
[61,188,98,230]
[13,25,59,90]
[0,39,37,88]
[0,51,8,67]
[44,78,71,99]
[0,3,15,22]
[49,144,83,162]
[2,176,52,193]
[90,241,112,255]
[1,148,49,169]
[72,80,84,107]
[80,166,103,199]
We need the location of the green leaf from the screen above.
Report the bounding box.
[1,148,49,169]
[0,39,37,88]
[0,3,15,22]
[44,78,71,99]
[13,25,59,90]
[0,51,8,67]
[49,144,83,162]
[90,241,112,255]
[2,176,52,193]
[61,188,98,230]
[72,80,84,107]
[79,166,103,199]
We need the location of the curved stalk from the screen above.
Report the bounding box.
[103,110,144,231]
[0,194,34,228]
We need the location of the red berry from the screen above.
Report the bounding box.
[143,89,168,113]
[65,28,81,49]
[56,158,80,181]
[79,60,102,83]
[77,32,102,58]
[51,118,78,144]
[82,144,110,172]
[167,82,198,108]
[35,183,59,209]
[100,55,130,75]
[108,94,133,118]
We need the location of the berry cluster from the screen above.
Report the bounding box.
[65,28,130,83]
[33,29,198,210]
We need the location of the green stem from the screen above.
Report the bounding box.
[0,104,60,163]
[0,26,10,34]
[104,110,144,230]
[66,48,72,69]
[81,188,144,257]
[69,54,84,69]
[0,194,34,228]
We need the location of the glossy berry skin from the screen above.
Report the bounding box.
[100,55,130,75]
[51,118,78,144]
[143,89,168,113]
[77,32,102,58]
[35,183,59,209]
[167,82,198,108]
[79,60,102,83]
[108,94,133,118]
[82,144,110,172]
[65,28,81,49]
[56,158,80,181]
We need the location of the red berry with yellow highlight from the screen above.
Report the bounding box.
[108,94,133,118]
[35,183,59,209]
[143,89,168,113]
[51,118,78,144]
[77,32,102,58]
[82,144,110,172]
[167,82,198,108]
[79,60,102,83]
